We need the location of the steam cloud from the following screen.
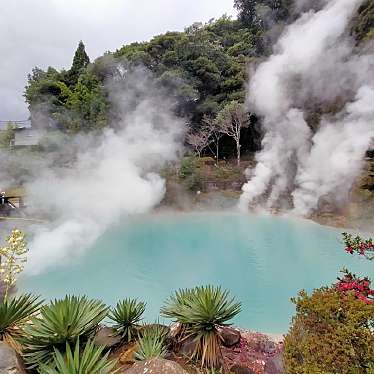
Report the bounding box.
[24,68,184,274]
[239,0,374,216]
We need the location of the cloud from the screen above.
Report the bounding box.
[0,0,235,120]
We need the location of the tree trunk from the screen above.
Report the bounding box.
[236,141,240,166]
[216,142,219,164]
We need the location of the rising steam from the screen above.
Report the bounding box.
[24,67,184,274]
[240,0,374,216]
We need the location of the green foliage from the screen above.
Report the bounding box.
[112,17,251,124]
[161,285,241,368]
[178,156,202,191]
[108,298,146,343]
[22,295,108,368]
[179,156,198,178]
[40,339,118,374]
[64,71,108,133]
[284,287,374,374]
[135,325,168,361]
[66,41,90,87]
[0,123,15,149]
[234,0,293,28]
[0,294,42,351]
[353,0,374,43]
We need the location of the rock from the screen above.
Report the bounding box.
[119,343,139,365]
[139,324,170,338]
[230,365,255,374]
[179,335,196,356]
[123,358,189,374]
[249,334,276,354]
[0,342,26,374]
[219,326,241,347]
[264,353,284,374]
[94,326,122,349]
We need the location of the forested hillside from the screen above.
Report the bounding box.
[24,0,374,159]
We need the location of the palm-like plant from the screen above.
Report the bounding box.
[40,339,118,374]
[22,295,108,368]
[135,324,168,361]
[161,285,241,368]
[108,298,145,343]
[0,293,42,351]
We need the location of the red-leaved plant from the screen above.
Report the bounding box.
[336,269,374,304]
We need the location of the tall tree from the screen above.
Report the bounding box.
[234,0,260,28]
[216,101,249,165]
[67,41,90,87]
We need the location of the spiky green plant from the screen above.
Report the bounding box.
[135,324,167,361]
[22,295,108,368]
[108,298,145,343]
[161,285,241,368]
[0,293,42,351]
[40,339,119,374]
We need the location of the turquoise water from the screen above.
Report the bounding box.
[19,212,373,333]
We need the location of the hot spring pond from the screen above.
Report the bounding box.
[19,212,373,333]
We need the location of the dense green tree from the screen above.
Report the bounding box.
[66,41,90,87]
[64,71,108,133]
[234,0,293,28]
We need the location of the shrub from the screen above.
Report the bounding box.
[284,287,374,374]
[22,295,108,368]
[161,285,241,368]
[40,339,118,374]
[178,156,202,191]
[0,229,29,300]
[108,298,146,343]
[135,324,168,361]
[0,294,42,351]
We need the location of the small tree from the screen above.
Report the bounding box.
[216,101,249,165]
[0,229,28,301]
[186,125,212,158]
[202,116,224,163]
[66,41,90,87]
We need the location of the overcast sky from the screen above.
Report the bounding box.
[0,0,236,120]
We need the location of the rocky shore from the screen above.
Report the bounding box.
[0,325,284,374]
[162,157,374,232]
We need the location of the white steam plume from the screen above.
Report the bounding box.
[25,68,184,274]
[240,0,374,216]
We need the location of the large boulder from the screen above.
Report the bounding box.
[219,326,241,347]
[94,326,122,349]
[123,358,189,374]
[0,342,26,374]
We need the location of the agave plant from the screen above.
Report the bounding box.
[22,295,108,368]
[135,324,168,361]
[0,293,42,351]
[108,298,145,343]
[40,339,119,374]
[161,285,241,368]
